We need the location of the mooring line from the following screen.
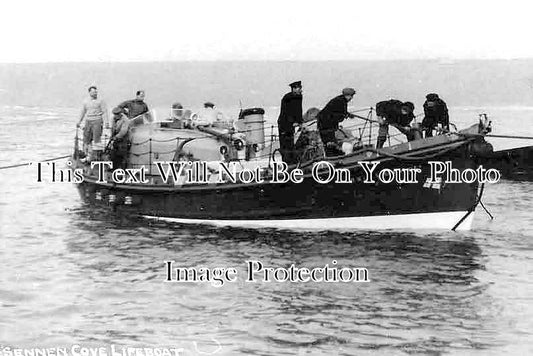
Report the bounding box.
[0,154,71,170]
[461,133,533,140]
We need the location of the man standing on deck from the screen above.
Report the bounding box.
[317,88,356,157]
[277,81,303,165]
[109,107,130,170]
[118,90,153,125]
[77,86,109,154]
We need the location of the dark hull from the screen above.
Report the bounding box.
[75,135,481,230]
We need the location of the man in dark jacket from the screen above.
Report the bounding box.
[317,88,356,156]
[109,107,130,170]
[422,93,449,137]
[277,81,303,164]
[118,90,153,125]
[375,100,415,148]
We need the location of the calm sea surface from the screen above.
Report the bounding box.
[0,106,532,355]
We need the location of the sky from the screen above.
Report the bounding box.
[1,0,532,62]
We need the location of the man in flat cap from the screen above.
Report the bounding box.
[422,93,449,137]
[317,88,356,156]
[277,81,304,164]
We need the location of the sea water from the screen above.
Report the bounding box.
[0,105,532,355]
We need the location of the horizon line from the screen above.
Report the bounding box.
[1,58,533,65]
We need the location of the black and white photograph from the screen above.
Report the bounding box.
[1,0,532,354]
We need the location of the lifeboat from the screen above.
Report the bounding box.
[71,106,493,231]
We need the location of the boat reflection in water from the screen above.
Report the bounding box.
[71,106,493,231]
[64,209,492,353]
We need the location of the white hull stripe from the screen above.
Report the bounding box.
[143,210,475,231]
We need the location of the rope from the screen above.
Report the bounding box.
[486,134,533,140]
[312,140,468,165]
[452,183,486,231]
[0,154,71,170]
[137,148,186,156]
[479,199,494,220]
[368,142,466,162]
[456,132,533,140]
[349,107,373,113]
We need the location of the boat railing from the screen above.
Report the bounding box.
[73,107,452,176]
[73,109,404,163]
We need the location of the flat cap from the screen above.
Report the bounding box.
[289,81,302,88]
[172,102,183,109]
[204,102,215,108]
[342,87,356,96]
[112,107,123,115]
[426,93,439,101]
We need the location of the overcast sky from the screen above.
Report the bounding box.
[2,0,532,62]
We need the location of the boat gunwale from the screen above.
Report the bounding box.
[75,133,477,192]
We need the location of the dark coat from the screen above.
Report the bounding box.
[376,99,414,127]
[422,98,449,129]
[317,95,349,130]
[118,99,149,119]
[277,92,303,133]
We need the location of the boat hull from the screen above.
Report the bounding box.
[75,141,480,231]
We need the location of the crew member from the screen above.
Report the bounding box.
[77,86,109,154]
[118,90,153,125]
[317,88,356,156]
[195,102,228,127]
[422,93,449,137]
[277,81,303,164]
[109,107,130,170]
[169,102,189,128]
[375,100,415,148]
